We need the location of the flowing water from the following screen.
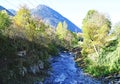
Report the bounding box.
[44,52,101,84]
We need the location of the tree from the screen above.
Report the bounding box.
[112,22,120,37]
[56,21,67,40]
[56,21,78,49]
[82,10,111,55]
[0,10,11,31]
[13,6,39,41]
[13,6,31,28]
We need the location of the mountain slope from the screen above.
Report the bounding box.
[0,6,14,16]
[8,9,16,15]
[31,5,82,33]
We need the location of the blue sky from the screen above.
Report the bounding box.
[0,0,120,28]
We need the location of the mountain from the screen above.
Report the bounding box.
[0,6,14,16]
[31,5,82,33]
[8,9,16,15]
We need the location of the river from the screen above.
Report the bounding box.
[44,52,101,84]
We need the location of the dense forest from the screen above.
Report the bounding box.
[0,7,120,84]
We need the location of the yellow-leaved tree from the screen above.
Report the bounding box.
[82,10,111,56]
[13,6,31,28]
[56,21,78,49]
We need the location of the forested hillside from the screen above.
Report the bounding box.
[0,7,78,84]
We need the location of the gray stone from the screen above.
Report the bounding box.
[38,60,44,69]
[17,50,26,57]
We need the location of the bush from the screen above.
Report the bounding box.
[84,39,120,77]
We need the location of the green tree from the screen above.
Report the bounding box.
[0,10,11,32]
[82,10,111,55]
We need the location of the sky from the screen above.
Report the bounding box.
[0,0,120,28]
